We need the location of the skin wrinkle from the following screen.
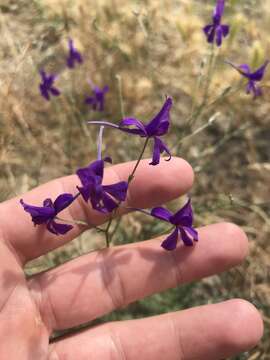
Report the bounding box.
[28,277,51,334]
[99,250,126,311]
[108,325,128,360]
[0,282,19,315]
[48,345,60,360]
[37,275,59,332]
[169,244,184,288]
[168,313,185,360]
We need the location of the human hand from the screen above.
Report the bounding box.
[0,158,263,359]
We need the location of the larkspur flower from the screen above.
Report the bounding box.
[226,60,269,98]
[151,199,198,251]
[39,70,61,101]
[66,38,83,69]
[203,0,230,47]
[88,97,172,166]
[85,83,109,112]
[20,193,75,235]
[76,158,128,213]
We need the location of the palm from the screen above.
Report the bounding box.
[0,243,48,359]
[0,159,263,359]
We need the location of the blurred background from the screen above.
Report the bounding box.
[0,0,269,358]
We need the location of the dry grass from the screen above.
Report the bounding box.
[0,0,269,358]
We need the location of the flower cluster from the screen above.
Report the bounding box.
[203,0,269,98]
[21,37,198,251]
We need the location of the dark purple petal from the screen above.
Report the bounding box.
[103,181,128,202]
[161,228,179,251]
[54,193,75,214]
[67,38,83,69]
[248,61,269,81]
[170,199,193,226]
[76,168,95,188]
[246,81,263,99]
[39,84,50,100]
[213,0,225,24]
[145,97,172,137]
[216,26,223,46]
[20,199,55,225]
[149,137,171,166]
[239,64,250,74]
[179,228,194,246]
[43,198,54,208]
[101,192,118,213]
[77,185,91,202]
[47,220,73,235]
[183,226,198,242]
[76,160,104,187]
[104,156,112,164]
[206,26,216,44]
[221,24,230,37]
[88,160,104,178]
[50,87,61,97]
[151,207,172,222]
[119,118,147,136]
[203,24,214,36]
[85,96,95,105]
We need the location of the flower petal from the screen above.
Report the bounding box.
[119,118,147,136]
[249,60,269,81]
[77,185,91,202]
[161,228,179,251]
[54,193,75,214]
[221,24,230,37]
[216,26,223,46]
[50,87,61,96]
[151,207,172,222]
[203,24,214,36]
[170,199,193,227]
[179,228,194,246]
[101,192,118,213]
[213,0,225,24]
[103,181,128,202]
[183,226,198,242]
[239,64,251,74]
[145,97,172,137]
[20,199,55,225]
[149,137,171,166]
[76,160,104,187]
[47,220,73,235]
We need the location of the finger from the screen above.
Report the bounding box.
[30,222,248,331]
[0,157,193,263]
[48,300,263,360]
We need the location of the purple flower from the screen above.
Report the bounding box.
[20,193,75,235]
[85,83,109,112]
[39,70,61,101]
[226,60,269,98]
[203,0,230,47]
[66,38,83,69]
[151,199,198,250]
[88,97,173,166]
[76,159,128,213]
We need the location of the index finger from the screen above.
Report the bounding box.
[0,157,193,263]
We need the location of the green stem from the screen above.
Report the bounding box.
[128,137,150,183]
[55,217,106,233]
[104,137,150,247]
